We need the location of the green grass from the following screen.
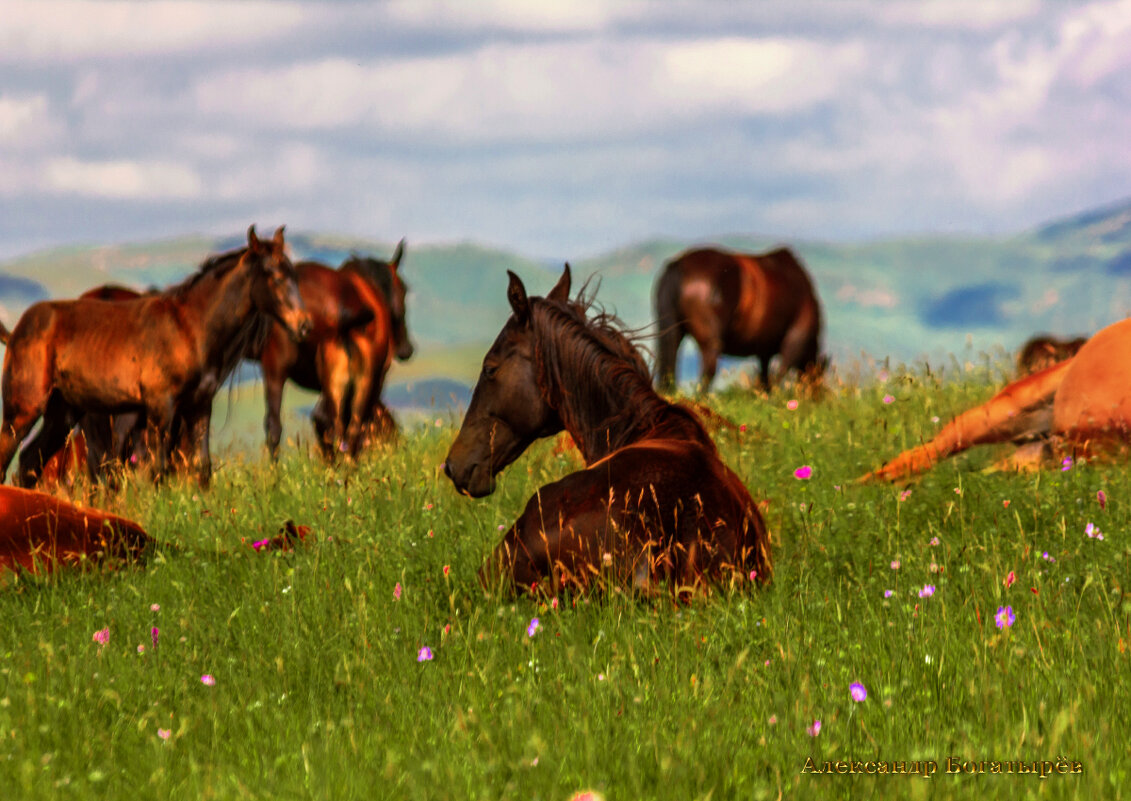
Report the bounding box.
[1,363,1129,800]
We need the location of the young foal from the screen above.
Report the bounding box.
[0,226,310,486]
[444,267,772,595]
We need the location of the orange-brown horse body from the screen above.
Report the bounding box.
[0,226,310,486]
[445,267,771,596]
[252,243,412,459]
[0,486,150,574]
[655,246,824,392]
[863,317,1131,480]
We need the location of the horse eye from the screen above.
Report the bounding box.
[483,364,498,379]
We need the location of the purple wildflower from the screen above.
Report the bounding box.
[849,682,867,702]
[994,606,1015,629]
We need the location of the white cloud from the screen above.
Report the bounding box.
[876,0,1044,30]
[45,158,203,199]
[382,0,637,32]
[192,36,865,142]
[0,94,60,150]
[0,1,307,63]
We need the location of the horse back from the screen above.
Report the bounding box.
[294,261,375,338]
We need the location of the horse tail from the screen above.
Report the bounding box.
[0,320,10,345]
[859,358,1072,482]
[654,262,684,391]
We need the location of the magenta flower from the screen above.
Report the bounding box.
[807,719,822,737]
[151,627,159,649]
[157,728,171,741]
[918,584,936,598]
[393,582,402,600]
[899,489,912,502]
[883,589,893,598]
[252,538,270,551]
[200,674,215,686]
[849,682,867,702]
[882,394,894,404]
[786,399,799,410]
[417,646,434,662]
[793,465,813,480]
[92,627,109,646]
[890,560,900,570]
[929,536,940,546]
[527,617,540,637]
[995,606,1015,629]
[1085,522,1104,540]
[1004,571,1016,588]
[1098,490,1107,509]
[1061,457,1073,471]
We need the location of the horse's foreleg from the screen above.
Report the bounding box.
[15,396,77,487]
[262,375,285,461]
[860,359,1072,481]
[316,340,352,459]
[187,405,213,488]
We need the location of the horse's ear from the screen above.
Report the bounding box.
[547,263,571,303]
[391,239,405,270]
[272,226,286,249]
[247,225,261,252]
[506,270,530,325]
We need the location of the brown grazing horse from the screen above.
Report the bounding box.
[444,266,772,596]
[654,246,825,393]
[0,226,310,487]
[0,486,150,574]
[1017,334,1088,376]
[253,241,413,459]
[861,317,1131,481]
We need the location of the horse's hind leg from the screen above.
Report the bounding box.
[16,393,77,487]
[263,374,286,461]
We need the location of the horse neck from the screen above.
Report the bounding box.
[533,308,707,463]
[179,256,261,376]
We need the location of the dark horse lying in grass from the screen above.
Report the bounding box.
[444,266,772,596]
[654,246,825,393]
[0,226,311,487]
[250,241,413,459]
[1016,333,1088,376]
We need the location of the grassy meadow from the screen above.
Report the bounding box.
[0,360,1129,800]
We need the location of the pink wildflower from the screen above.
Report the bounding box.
[882,394,894,404]
[918,584,936,598]
[393,582,402,600]
[92,627,109,646]
[1004,571,1016,588]
[786,399,799,410]
[1097,490,1107,509]
[157,729,171,741]
[793,465,813,480]
[200,674,215,686]
[807,719,822,737]
[417,646,433,662]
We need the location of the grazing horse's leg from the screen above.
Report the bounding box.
[80,413,114,481]
[776,303,821,388]
[16,394,78,487]
[343,331,379,458]
[315,339,352,458]
[683,312,722,394]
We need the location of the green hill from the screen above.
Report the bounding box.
[2,198,1129,392]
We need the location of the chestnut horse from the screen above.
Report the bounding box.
[862,317,1131,481]
[444,266,772,596]
[0,226,310,487]
[253,241,413,459]
[1017,334,1088,376]
[655,246,825,393]
[0,486,150,574]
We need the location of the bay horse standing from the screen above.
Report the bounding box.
[654,246,825,393]
[0,225,310,487]
[444,266,772,596]
[253,241,413,459]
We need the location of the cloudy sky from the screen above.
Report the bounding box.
[1,0,1129,261]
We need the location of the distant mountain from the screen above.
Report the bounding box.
[1,198,1128,389]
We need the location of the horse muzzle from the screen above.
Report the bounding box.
[396,340,415,361]
[442,457,496,498]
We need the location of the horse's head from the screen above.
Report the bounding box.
[443,266,571,498]
[386,240,415,362]
[246,225,311,342]
[349,240,414,361]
